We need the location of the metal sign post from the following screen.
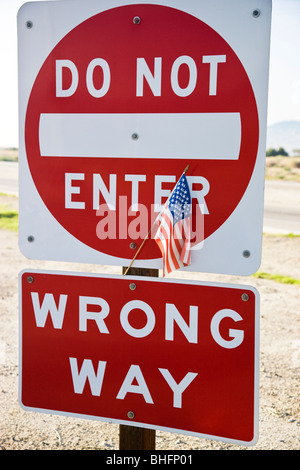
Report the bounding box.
[120,266,158,450]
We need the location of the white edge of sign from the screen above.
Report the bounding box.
[18,269,260,447]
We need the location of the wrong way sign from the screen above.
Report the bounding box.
[19,270,259,446]
[18,0,272,274]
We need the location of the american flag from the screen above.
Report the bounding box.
[154,173,192,276]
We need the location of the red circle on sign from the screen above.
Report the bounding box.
[25,4,258,260]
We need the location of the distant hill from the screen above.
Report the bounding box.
[267,121,300,156]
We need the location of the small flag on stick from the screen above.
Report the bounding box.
[123,165,191,277]
[154,168,192,276]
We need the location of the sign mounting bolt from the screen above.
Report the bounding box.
[243,250,250,258]
[133,16,141,25]
[27,276,34,283]
[26,20,33,28]
[252,9,261,18]
[27,235,35,242]
[127,411,135,419]
[241,293,249,302]
[129,283,136,291]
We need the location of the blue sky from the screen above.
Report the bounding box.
[268,0,300,125]
[0,0,299,148]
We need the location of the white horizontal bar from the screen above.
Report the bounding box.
[39,112,241,160]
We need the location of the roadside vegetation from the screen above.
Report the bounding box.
[265,155,300,182]
[265,146,300,181]
[0,148,18,162]
[0,203,18,232]
[253,271,300,286]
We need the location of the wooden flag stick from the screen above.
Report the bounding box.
[122,224,155,276]
[183,164,190,174]
[123,164,190,276]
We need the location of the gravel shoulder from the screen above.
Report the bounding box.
[0,221,299,450]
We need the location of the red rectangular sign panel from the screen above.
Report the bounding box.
[19,270,259,446]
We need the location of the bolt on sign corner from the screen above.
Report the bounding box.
[18,0,272,275]
[19,270,260,446]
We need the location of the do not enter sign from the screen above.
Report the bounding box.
[18,1,272,274]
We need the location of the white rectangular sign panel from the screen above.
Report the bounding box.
[18,0,272,274]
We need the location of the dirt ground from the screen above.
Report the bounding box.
[0,199,299,451]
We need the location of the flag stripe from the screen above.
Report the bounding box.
[158,216,176,274]
[159,213,180,273]
[154,173,192,276]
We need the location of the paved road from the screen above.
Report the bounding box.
[1,161,300,234]
[263,180,300,234]
[0,161,18,196]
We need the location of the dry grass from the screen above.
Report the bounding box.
[265,156,300,182]
[0,148,18,162]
